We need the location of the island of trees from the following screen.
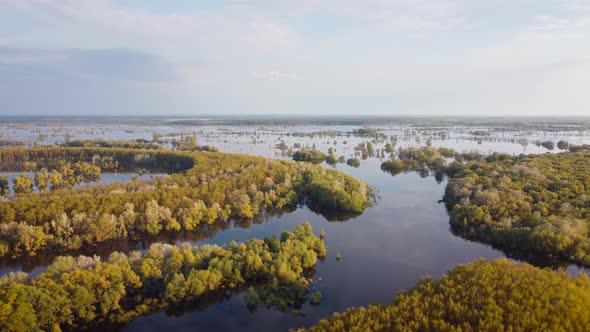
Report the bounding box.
[444,150,590,266]
[292,148,328,164]
[298,259,590,331]
[380,146,456,180]
[0,223,326,331]
[0,147,372,258]
[379,145,590,267]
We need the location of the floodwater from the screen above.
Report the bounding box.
[0,122,589,331]
[0,172,165,198]
[123,159,587,332]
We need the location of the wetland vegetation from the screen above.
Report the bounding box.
[1,116,590,331]
[298,259,590,332]
[444,149,590,266]
[0,223,326,331]
[0,147,371,258]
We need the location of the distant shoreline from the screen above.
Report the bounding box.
[1,114,590,127]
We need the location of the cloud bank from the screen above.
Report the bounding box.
[0,0,589,115]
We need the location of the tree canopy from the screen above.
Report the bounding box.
[381,146,452,178]
[298,259,590,332]
[0,223,326,331]
[444,150,590,265]
[0,147,372,258]
[292,149,327,164]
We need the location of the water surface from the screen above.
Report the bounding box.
[1,123,588,331]
[123,159,587,331]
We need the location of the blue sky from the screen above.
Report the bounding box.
[0,0,589,116]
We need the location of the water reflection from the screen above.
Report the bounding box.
[121,161,589,332]
[0,197,370,277]
[377,158,587,274]
[1,123,589,331]
[0,172,165,198]
[0,207,297,276]
[448,225,581,272]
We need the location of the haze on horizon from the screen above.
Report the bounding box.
[0,0,589,116]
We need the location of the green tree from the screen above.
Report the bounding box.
[34,168,49,192]
[0,176,9,198]
[13,174,33,195]
[49,170,65,191]
[300,259,590,332]
[557,140,569,150]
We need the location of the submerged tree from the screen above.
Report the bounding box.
[0,223,326,331]
[0,176,9,198]
[13,174,33,195]
[0,146,372,257]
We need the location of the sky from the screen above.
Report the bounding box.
[0,0,589,116]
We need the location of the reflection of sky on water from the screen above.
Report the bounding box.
[0,123,588,331]
[2,123,590,160]
[125,159,588,332]
[0,172,165,198]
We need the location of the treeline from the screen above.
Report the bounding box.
[379,145,590,266]
[297,259,590,331]
[444,150,590,266]
[380,146,456,178]
[0,161,102,196]
[292,149,327,163]
[62,139,161,150]
[0,223,326,331]
[297,164,370,214]
[168,133,219,152]
[292,148,352,168]
[0,147,194,173]
[0,147,372,257]
[379,146,514,178]
[568,143,590,152]
[350,128,386,139]
[63,138,220,153]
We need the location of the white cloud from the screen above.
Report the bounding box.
[530,14,590,40]
[0,0,589,115]
[251,70,301,81]
[1,0,302,63]
[563,0,590,11]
